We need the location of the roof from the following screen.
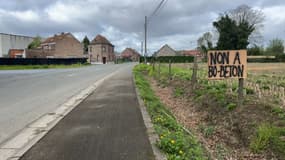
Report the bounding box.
[90,34,114,46]
[121,48,140,58]
[154,44,178,57]
[0,33,34,39]
[181,50,201,56]
[41,32,78,44]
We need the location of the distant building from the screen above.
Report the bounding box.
[8,49,25,58]
[0,33,34,57]
[180,50,202,57]
[88,35,115,64]
[153,44,178,57]
[26,32,84,58]
[121,48,141,61]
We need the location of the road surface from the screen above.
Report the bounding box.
[20,65,154,160]
[0,63,134,145]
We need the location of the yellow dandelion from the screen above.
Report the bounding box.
[160,135,164,139]
[171,140,175,144]
[179,150,183,154]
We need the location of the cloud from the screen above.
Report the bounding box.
[0,0,284,53]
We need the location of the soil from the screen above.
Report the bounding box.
[149,78,283,160]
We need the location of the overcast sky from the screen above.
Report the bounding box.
[0,0,284,54]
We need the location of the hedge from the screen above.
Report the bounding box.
[139,56,194,63]
[0,58,88,65]
[247,55,285,63]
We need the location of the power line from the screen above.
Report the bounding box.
[144,0,167,62]
[148,0,167,21]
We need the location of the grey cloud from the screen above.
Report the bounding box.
[0,0,284,52]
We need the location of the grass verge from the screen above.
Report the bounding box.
[0,63,90,70]
[133,64,208,160]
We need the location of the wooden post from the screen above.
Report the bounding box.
[168,59,172,80]
[152,58,155,71]
[158,61,161,81]
[191,55,198,84]
[238,78,244,106]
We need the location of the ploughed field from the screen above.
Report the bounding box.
[137,62,285,160]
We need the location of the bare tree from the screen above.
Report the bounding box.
[227,4,265,45]
[197,32,213,59]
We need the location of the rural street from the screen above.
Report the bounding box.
[0,63,135,145]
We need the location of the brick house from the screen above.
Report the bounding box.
[88,35,115,64]
[26,33,84,58]
[121,48,141,62]
[153,44,178,57]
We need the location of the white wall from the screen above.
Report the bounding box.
[0,33,34,57]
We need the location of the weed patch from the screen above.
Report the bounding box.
[133,64,207,160]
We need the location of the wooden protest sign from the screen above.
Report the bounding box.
[207,50,247,80]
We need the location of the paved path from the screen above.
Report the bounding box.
[0,63,132,145]
[20,66,155,160]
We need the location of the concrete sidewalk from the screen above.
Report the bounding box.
[20,67,155,160]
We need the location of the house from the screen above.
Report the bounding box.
[88,35,115,64]
[121,48,141,61]
[26,32,84,58]
[153,44,178,57]
[8,49,25,58]
[0,33,34,57]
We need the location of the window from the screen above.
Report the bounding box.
[102,46,106,52]
[89,47,92,52]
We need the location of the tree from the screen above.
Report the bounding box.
[213,14,254,50]
[227,4,265,45]
[82,36,90,54]
[28,36,41,49]
[197,32,213,58]
[266,38,284,55]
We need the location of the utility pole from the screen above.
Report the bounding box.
[144,16,147,63]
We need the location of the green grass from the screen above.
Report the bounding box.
[250,123,285,156]
[133,64,208,160]
[0,63,90,70]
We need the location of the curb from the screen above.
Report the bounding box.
[0,69,121,160]
[133,76,167,160]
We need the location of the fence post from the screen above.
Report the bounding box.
[168,59,172,80]
[152,58,155,71]
[238,78,244,106]
[158,61,161,81]
[191,55,198,85]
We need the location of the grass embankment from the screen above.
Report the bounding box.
[0,63,90,70]
[133,64,208,160]
[136,63,285,159]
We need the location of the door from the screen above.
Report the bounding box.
[102,57,106,64]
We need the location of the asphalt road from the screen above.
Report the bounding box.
[0,63,134,145]
[20,65,154,160]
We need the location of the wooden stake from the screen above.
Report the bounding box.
[238,78,244,106]
[191,55,198,84]
[168,59,172,80]
[158,61,161,81]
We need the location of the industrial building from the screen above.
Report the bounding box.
[0,33,34,57]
